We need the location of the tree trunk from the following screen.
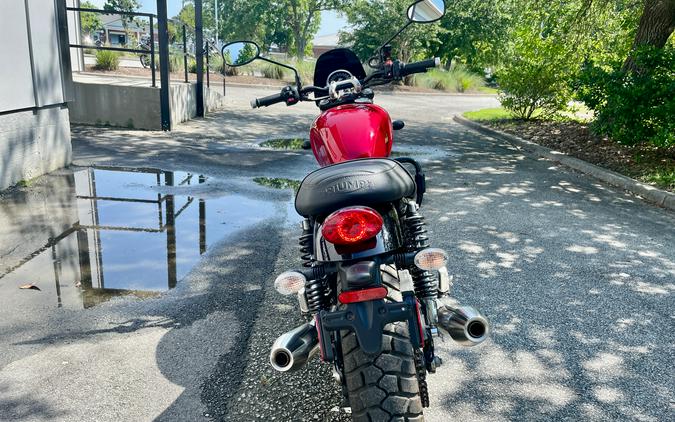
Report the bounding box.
[623,0,675,71]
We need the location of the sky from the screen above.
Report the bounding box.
[87,1,347,38]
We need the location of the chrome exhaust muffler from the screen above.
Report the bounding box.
[270,321,320,372]
[437,305,489,347]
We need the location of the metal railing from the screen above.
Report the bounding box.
[66,7,158,87]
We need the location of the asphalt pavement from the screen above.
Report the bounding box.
[0,86,673,422]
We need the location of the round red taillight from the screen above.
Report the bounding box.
[321,207,383,245]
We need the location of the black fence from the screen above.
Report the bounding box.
[66,7,159,86]
[65,5,219,130]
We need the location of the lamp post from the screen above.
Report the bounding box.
[214,0,218,46]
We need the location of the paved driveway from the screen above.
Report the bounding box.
[0,86,672,421]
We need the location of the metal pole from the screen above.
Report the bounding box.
[157,0,171,131]
[195,0,204,117]
[205,41,210,88]
[182,24,188,83]
[149,16,156,87]
[214,0,218,46]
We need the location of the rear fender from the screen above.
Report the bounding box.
[318,297,421,356]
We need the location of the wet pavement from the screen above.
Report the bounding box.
[1,86,674,422]
[0,167,275,311]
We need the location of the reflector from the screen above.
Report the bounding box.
[414,248,448,270]
[274,271,306,295]
[321,207,383,245]
[338,286,388,304]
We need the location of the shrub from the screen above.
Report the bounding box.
[497,29,574,119]
[577,46,675,147]
[169,53,184,72]
[412,65,485,92]
[95,49,120,70]
[261,62,285,79]
[498,63,570,119]
[290,59,316,84]
[207,54,224,73]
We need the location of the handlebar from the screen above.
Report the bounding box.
[250,92,285,108]
[400,57,440,77]
[250,57,440,108]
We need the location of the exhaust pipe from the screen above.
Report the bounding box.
[270,321,319,372]
[437,305,489,347]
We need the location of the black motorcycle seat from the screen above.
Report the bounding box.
[295,158,416,217]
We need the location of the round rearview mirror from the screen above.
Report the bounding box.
[221,41,260,67]
[407,0,446,23]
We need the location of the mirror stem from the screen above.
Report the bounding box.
[378,21,413,57]
[258,57,302,89]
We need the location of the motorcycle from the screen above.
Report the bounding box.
[222,1,489,420]
[138,35,154,69]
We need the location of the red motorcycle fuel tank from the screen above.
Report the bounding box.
[310,103,393,166]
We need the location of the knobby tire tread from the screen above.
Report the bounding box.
[341,267,424,421]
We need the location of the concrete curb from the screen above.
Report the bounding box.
[453,115,675,211]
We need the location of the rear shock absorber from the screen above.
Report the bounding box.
[299,218,331,313]
[299,219,314,268]
[305,275,331,313]
[402,202,438,300]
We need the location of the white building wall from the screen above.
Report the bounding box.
[0,0,73,190]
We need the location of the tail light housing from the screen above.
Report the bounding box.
[321,207,383,245]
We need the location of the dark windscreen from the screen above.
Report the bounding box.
[313,48,367,86]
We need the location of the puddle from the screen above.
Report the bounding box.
[390,144,455,161]
[0,167,275,310]
[259,138,307,150]
[253,177,301,190]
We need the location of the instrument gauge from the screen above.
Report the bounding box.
[326,69,353,85]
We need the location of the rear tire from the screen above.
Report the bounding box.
[340,266,424,421]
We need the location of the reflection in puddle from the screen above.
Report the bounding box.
[0,167,275,309]
[253,177,301,190]
[259,138,307,150]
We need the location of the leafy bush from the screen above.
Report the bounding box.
[168,53,184,72]
[577,46,675,147]
[207,54,224,73]
[497,28,574,119]
[95,49,120,70]
[412,65,485,92]
[188,58,198,74]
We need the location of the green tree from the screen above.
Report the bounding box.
[80,1,103,36]
[623,0,675,70]
[341,0,444,63]
[235,42,258,64]
[104,0,141,46]
[285,0,346,59]
[433,0,512,71]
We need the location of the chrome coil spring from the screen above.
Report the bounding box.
[305,275,330,313]
[402,204,438,300]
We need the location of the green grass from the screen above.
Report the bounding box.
[259,138,307,149]
[14,176,39,188]
[477,86,499,94]
[463,107,513,121]
[641,168,675,190]
[463,106,582,122]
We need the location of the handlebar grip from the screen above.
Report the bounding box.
[251,92,285,108]
[400,57,440,77]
